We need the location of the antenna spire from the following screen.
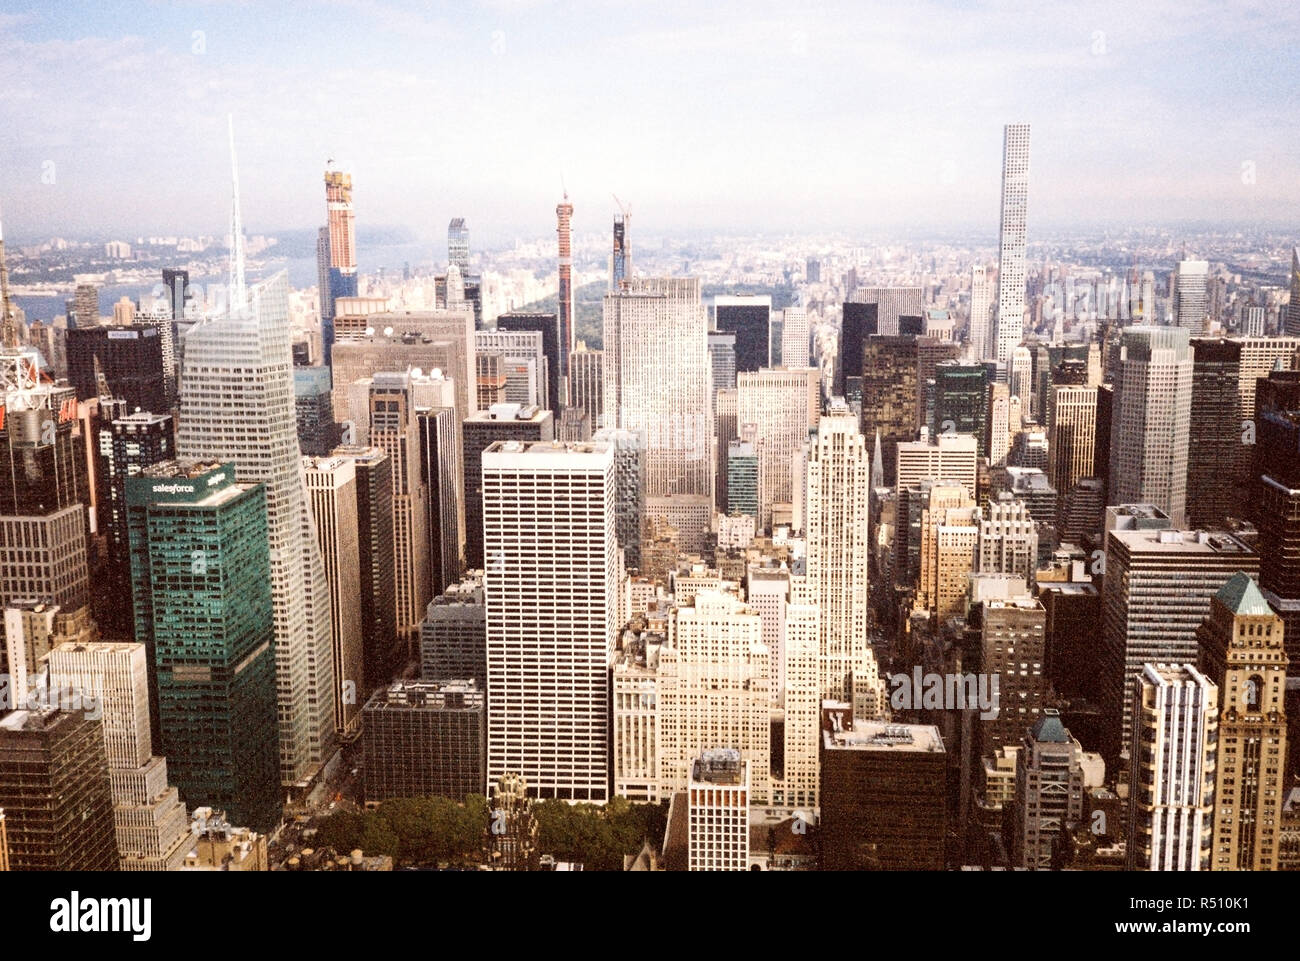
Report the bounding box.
[228,114,246,312]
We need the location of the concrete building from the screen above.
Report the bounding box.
[895,431,978,498]
[1011,709,1086,870]
[420,575,486,690]
[994,123,1031,370]
[361,680,485,803]
[736,367,818,531]
[686,749,750,871]
[462,402,554,570]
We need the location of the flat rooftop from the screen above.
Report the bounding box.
[823,721,945,753]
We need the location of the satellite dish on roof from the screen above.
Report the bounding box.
[411,367,423,378]
[365,326,375,337]
[384,326,394,338]
[431,368,441,379]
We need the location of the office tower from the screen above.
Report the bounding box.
[895,432,978,497]
[800,403,876,702]
[806,258,821,284]
[462,403,554,569]
[135,304,177,406]
[1127,664,1218,871]
[46,641,189,871]
[447,217,469,276]
[604,278,712,500]
[416,404,462,596]
[568,342,602,425]
[1173,259,1210,335]
[917,336,962,433]
[476,353,506,408]
[361,680,484,803]
[1046,383,1096,502]
[611,629,661,801]
[656,591,772,801]
[1011,710,1086,870]
[555,195,575,386]
[1188,338,1244,529]
[1254,371,1300,666]
[708,331,737,395]
[819,718,946,870]
[303,455,365,739]
[292,365,339,456]
[1109,326,1193,527]
[162,267,189,323]
[1059,477,1105,544]
[780,308,810,368]
[179,265,336,787]
[714,387,737,513]
[591,426,645,569]
[861,335,920,483]
[1288,248,1300,336]
[332,445,398,693]
[66,324,167,412]
[324,165,358,338]
[1009,345,1033,408]
[1241,305,1266,338]
[726,439,758,518]
[977,494,1039,584]
[837,301,878,405]
[973,593,1047,754]
[558,407,590,442]
[364,373,433,650]
[686,749,750,871]
[714,295,771,373]
[483,440,617,801]
[932,361,989,455]
[73,283,99,328]
[1198,573,1287,870]
[496,312,560,414]
[768,308,785,366]
[0,708,118,870]
[854,287,925,338]
[968,265,993,361]
[611,213,630,290]
[477,328,549,410]
[737,367,818,530]
[316,225,331,321]
[1100,518,1258,762]
[994,125,1031,370]
[916,483,979,620]
[420,576,486,689]
[986,381,1010,469]
[125,462,280,831]
[96,410,172,626]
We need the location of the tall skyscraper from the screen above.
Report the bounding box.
[303,455,365,739]
[861,335,920,484]
[714,295,772,373]
[1254,371,1300,667]
[125,461,281,831]
[47,641,190,871]
[779,307,810,368]
[496,312,560,414]
[837,301,877,405]
[604,278,712,501]
[1173,258,1210,335]
[416,404,463,597]
[932,361,989,456]
[555,193,574,389]
[1198,573,1288,871]
[447,217,469,276]
[420,575,486,690]
[0,708,118,871]
[611,212,630,291]
[994,123,1031,370]
[1108,326,1193,527]
[799,402,877,702]
[968,265,993,361]
[66,323,167,412]
[483,439,617,801]
[1010,709,1086,870]
[737,367,818,531]
[1287,248,1300,337]
[178,133,335,788]
[591,426,645,569]
[853,287,924,338]
[323,165,358,338]
[567,341,602,423]
[462,402,554,570]
[1127,663,1218,871]
[1100,514,1258,762]
[361,679,484,804]
[1046,383,1096,503]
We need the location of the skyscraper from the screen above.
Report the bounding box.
[714,295,772,373]
[779,307,810,368]
[1010,709,1086,870]
[496,312,560,413]
[994,123,1031,370]
[737,367,818,530]
[324,165,358,336]
[447,217,469,276]
[611,212,630,291]
[567,341,602,424]
[932,361,989,456]
[1127,663,1217,871]
[968,265,993,361]
[1254,371,1300,668]
[604,277,712,501]
[483,439,617,801]
[361,679,484,804]
[861,335,920,484]
[555,193,574,389]
[853,287,924,338]
[125,461,281,831]
[462,402,554,570]
[799,402,877,702]
[1198,573,1288,871]
[1287,248,1300,337]
[686,749,750,871]
[178,133,335,787]
[1173,259,1210,335]
[66,323,167,412]
[1046,383,1097,504]
[1108,326,1193,527]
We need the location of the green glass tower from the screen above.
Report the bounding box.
[933,361,990,456]
[126,461,280,832]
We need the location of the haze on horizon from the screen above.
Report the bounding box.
[0,0,1297,246]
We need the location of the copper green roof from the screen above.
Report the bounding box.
[1216,572,1273,617]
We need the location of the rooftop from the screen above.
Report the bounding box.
[824,721,945,753]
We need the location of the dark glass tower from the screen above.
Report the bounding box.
[715,296,771,374]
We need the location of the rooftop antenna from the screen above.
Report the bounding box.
[228,114,246,313]
[561,172,568,201]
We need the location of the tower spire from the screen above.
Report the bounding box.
[228,114,246,313]
[0,198,18,348]
[872,429,884,489]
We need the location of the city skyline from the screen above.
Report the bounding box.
[1,1,1298,242]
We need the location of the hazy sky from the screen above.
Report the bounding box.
[1,0,1297,245]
